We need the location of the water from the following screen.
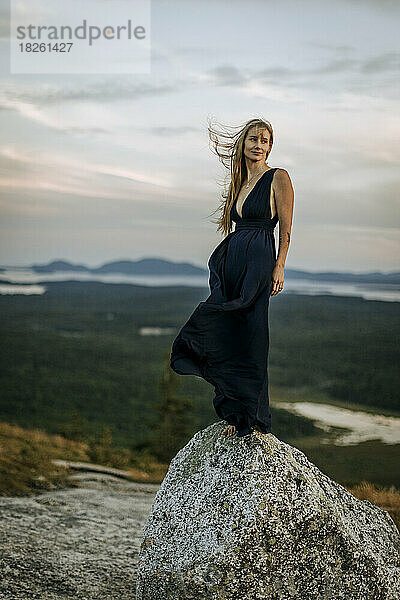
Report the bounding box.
[1,269,399,302]
[139,326,175,336]
[275,401,400,445]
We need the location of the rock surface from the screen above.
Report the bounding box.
[136,421,400,600]
[0,472,159,599]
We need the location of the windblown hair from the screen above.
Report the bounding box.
[207,116,274,236]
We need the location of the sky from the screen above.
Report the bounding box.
[0,0,399,273]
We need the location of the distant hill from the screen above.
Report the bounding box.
[1,258,399,285]
[29,258,206,276]
[285,269,400,285]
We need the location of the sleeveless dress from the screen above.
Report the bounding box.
[170,168,279,437]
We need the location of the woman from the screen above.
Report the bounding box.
[170,117,294,438]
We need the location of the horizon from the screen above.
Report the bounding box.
[0,0,399,272]
[1,256,399,277]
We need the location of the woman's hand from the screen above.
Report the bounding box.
[270,263,284,295]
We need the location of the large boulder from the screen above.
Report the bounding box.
[136,421,400,600]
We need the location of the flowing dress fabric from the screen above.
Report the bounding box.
[170,168,278,437]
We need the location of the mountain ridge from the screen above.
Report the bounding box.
[2,258,399,284]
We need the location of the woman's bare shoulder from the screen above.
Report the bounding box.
[274,167,291,179]
[273,168,293,188]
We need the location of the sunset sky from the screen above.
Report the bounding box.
[0,0,399,272]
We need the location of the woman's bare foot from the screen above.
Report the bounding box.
[222,424,237,437]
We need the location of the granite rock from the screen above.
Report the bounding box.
[136,421,400,600]
[0,473,159,599]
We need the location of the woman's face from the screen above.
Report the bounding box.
[243,127,271,162]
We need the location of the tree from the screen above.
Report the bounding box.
[58,408,89,442]
[147,351,196,463]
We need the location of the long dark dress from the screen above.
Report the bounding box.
[170,168,279,437]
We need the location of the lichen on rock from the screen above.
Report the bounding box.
[136,421,400,600]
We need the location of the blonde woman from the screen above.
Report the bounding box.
[170,117,294,438]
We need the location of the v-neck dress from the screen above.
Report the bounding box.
[170,168,279,437]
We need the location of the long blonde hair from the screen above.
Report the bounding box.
[207,116,274,236]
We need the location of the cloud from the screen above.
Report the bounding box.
[206,65,247,87]
[0,43,397,125]
[361,52,400,74]
[148,125,199,136]
[0,145,178,218]
[208,52,399,90]
[0,79,181,106]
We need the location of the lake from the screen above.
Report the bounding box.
[1,269,399,302]
[275,400,400,446]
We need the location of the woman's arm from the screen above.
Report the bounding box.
[271,168,294,295]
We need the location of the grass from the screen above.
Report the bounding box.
[0,421,169,497]
[344,481,400,532]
